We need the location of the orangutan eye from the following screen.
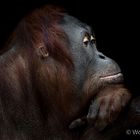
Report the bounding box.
[83,36,90,46]
[90,35,96,44]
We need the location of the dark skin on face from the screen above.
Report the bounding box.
[0,5,139,140]
[61,15,123,93]
[61,15,131,130]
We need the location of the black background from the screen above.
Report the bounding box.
[0,0,139,96]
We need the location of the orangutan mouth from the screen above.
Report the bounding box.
[100,73,123,83]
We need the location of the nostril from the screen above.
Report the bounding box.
[98,53,106,59]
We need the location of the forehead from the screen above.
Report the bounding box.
[62,15,91,30]
[60,15,93,41]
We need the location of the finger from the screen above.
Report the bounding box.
[94,99,109,131]
[69,118,86,129]
[87,100,100,124]
[109,95,122,122]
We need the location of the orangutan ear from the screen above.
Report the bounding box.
[37,46,49,59]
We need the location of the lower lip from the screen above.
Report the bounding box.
[100,73,123,82]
